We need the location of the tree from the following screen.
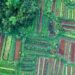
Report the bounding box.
[0,0,39,38]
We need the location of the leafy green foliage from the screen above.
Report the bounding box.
[0,0,39,37]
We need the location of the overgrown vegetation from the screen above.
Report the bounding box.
[0,0,39,37]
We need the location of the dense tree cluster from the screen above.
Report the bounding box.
[0,0,39,36]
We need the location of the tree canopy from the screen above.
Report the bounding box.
[0,0,39,37]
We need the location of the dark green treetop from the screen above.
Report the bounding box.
[0,0,39,38]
